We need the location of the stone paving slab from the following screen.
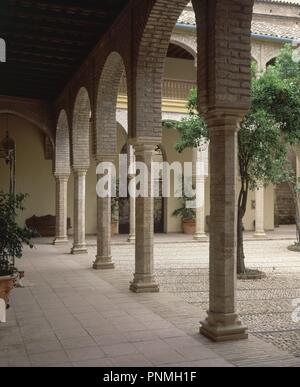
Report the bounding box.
[0,244,232,368]
[1,233,300,367]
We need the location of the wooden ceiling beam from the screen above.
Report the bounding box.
[20,0,116,16]
[2,64,68,75]
[0,18,97,38]
[5,40,84,56]
[6,56,74,68]
[0,68,66,81]
[9,49,80,63]
[1,31,88,46]
[0,0,129,100]
[15,10,109,28]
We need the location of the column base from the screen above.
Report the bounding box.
[71,245,88,255]
[130,275,159,293]
[127,234,136,243]
[254,231,266,238]
[93,256,115,270]
[200,312,248,342]
[193,233,208,241]
[53,238,69,245]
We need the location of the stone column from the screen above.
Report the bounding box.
[294,146,300,179]
[53,174,69,245]
[200,113,248,342]
[193,148,207,241]
[127,144,136,243]
[93,156,115,270]
[71,169,88,255]
[130,142,159,293]
[254,186,266,237]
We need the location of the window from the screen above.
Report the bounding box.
[0,38,6,63]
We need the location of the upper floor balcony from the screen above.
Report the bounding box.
[119,76,196,101]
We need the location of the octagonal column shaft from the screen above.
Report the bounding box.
[71,169,88,254]
[53,174,69,245]
[193,148,208,241]
[93,156,115,270]
[128,144,136,243]
[254,186,266,237]
[130,142,159,293]
[200,113,248,342]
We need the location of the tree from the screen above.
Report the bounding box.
[237,111,287,273]
[252,45,300,245]
[0,193,37,276]
[163,88,208,152]
[168,48,296,275]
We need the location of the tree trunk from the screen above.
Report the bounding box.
[237,184,248,274]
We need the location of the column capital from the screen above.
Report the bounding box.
[72,167,88,176]
[206,108,247,132]
[127,138,136,147]
[133,138,161,153]
[54,173,70,181]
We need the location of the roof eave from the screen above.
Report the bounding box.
[175,23,300,45]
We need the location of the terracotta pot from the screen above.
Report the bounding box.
[182,218,196,235]
[111,222,118,236]
[0,275,15,307]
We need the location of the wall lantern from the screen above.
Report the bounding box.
[0,115,16,196]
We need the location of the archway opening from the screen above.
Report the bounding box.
[0,113,55,230]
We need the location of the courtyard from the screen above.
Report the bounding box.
[1,227,300,367]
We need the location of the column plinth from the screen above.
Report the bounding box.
[200,312,248,342]
[130,274,159,293]
[93,258,114,270]
[54,238,69,245]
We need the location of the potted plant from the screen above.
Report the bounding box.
[0,192,37,309]
[173,194,196,234]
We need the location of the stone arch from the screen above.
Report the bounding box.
[96,52,127,158]
[0,109,52,143]
[55,110,70,176]
[266,57,277,68]
[170,33,197,62]
[116,110,128,134]
[251,56,258,66]
[72,87,91,169]
[117,121,128,155]
[262,46,282,71]
[134,0,190,139]
[251,55,259,66]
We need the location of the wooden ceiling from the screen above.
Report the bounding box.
[167,43,194,61]
[0,0,129,100]
[0,1,194,101]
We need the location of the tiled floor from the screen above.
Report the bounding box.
[1,226,300,367]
